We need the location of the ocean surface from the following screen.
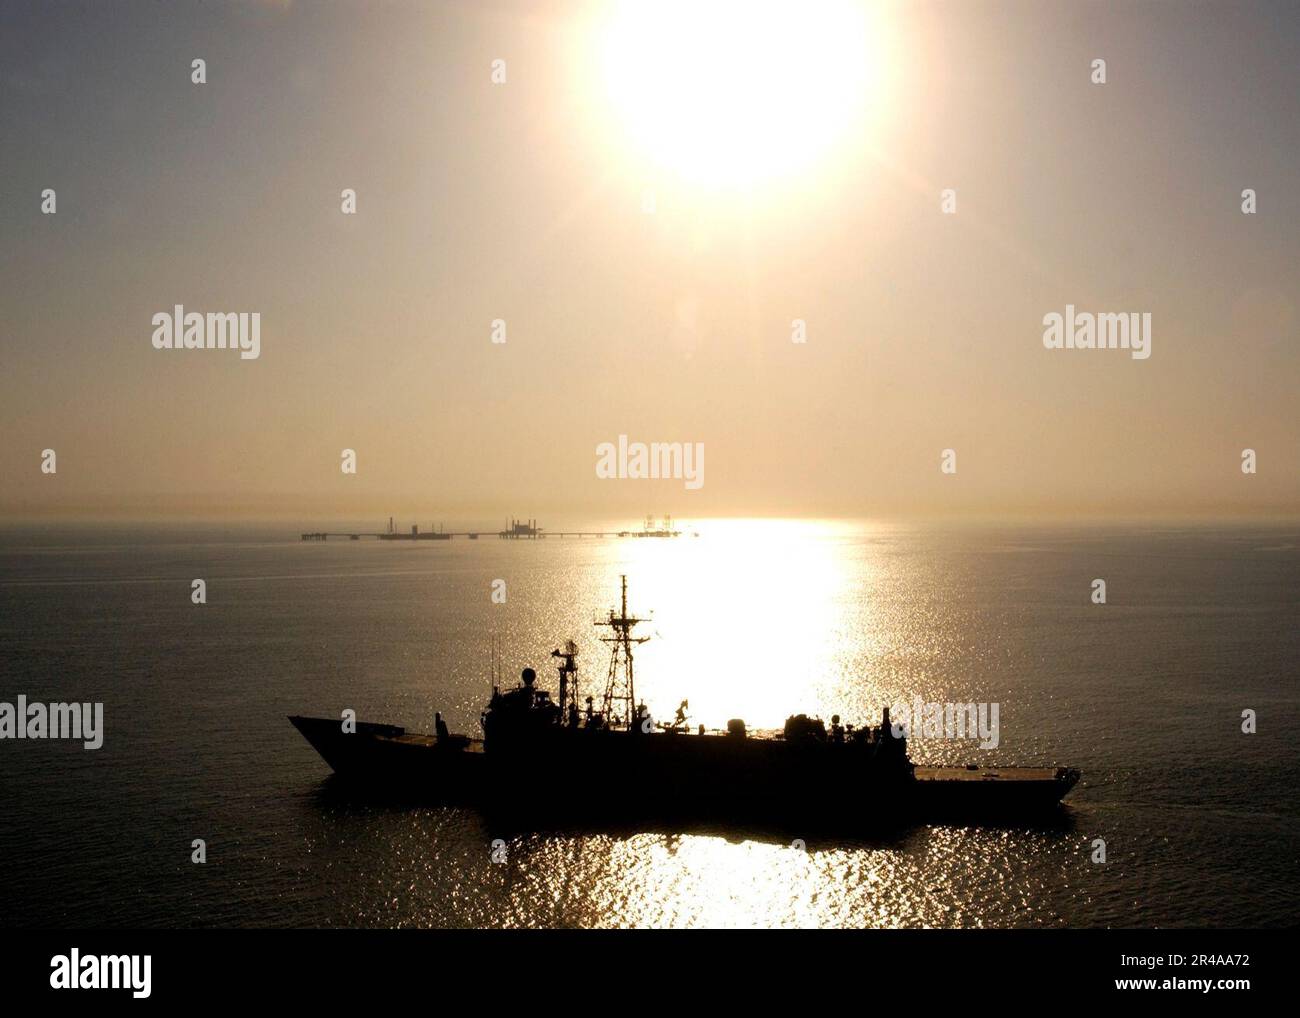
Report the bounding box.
[1,519,1296,928]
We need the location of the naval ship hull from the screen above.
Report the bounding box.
[289,715,1079,826]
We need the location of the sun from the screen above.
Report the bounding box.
[596,0,889,190]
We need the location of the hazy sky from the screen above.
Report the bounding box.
[1,0,1296,522]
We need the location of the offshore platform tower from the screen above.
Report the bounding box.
[595,575,649,730]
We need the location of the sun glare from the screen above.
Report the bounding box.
[597,0,888,190]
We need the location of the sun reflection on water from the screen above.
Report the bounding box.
[588,518,896,733]
[474,824,1076,929]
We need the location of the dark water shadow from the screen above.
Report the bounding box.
[303,774,1079,850]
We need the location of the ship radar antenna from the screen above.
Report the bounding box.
[595,575,650,730]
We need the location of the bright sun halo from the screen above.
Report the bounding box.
[598,0,885,190]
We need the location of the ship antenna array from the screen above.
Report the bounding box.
[595,575,649,730]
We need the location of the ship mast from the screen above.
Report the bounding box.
[552,639,578,720]
[488,633,503,696]
[595,575,649,730]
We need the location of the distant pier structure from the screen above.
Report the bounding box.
[301,516,452,542]
[499,517,541,539]
[301,515,696,542]
[620,514,681,538]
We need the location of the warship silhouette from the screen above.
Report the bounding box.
[290,577,1079,828]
